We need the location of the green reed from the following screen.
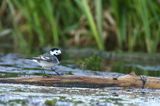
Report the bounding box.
[1,0,160,53]
[75,0,104,50]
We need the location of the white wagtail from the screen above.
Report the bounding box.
[31,48,62,75]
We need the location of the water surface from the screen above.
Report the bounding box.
[0,54,160,106]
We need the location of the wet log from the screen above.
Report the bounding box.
[0,74,160,89]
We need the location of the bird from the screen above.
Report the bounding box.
[31,48,62,76]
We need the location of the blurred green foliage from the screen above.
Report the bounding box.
[45,99,57,106]
[77,55,102,71]
[0,0,160,53]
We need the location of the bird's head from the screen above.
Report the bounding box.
[49,48,62,60]
[50,48,61,55]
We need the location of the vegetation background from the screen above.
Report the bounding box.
[0,0,160,54]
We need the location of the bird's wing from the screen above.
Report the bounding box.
[31,53,49,61]
[32,55,59,63]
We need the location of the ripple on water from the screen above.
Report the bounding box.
[0,84,158,105]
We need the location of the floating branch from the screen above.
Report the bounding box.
[0,74,160,89]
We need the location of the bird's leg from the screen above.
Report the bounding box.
[42,69,45,75]
[41,68,49,77]
[41,68,45,77]
[51,67,61,76]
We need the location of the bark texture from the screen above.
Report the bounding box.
[0,74,160,89]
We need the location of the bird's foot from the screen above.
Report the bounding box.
[42,74,52,78]
[51,67,64,76]
[54,71,64,76]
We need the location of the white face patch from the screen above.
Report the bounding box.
[50,49,61,55]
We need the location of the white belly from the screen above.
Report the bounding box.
[40,61,55,68]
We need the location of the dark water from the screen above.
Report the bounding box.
[0,54,160,106]
[111,61,160,77]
